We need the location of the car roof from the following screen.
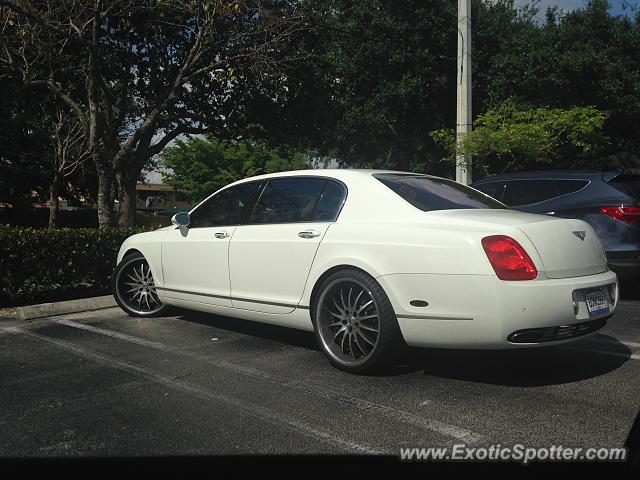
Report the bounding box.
[228,168,437,186]
[471,170,619,184]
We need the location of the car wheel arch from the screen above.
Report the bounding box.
[118,247,163,285]
[120,248,143,263]
[308,264,386,322]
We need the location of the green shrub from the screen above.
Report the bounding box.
[0,225,148,307]
[0,208,99,228]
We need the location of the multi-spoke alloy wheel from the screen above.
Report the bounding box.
[314,270,403,373]
[113,253,167,317]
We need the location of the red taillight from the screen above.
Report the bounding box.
[481,235,538,281]
[600,206,640,224]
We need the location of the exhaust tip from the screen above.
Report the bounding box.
[508,318,607,344]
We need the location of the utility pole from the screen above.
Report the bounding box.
[456,0,472,185]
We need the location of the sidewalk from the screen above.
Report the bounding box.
[0,296,116,322]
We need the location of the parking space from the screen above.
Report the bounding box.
[1,300,639,457]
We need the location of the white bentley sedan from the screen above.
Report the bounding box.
[113,170,618,373]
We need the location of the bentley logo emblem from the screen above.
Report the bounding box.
[573,231,586,241]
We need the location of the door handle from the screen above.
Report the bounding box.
[298,229,321,239]
[214,231,229,239]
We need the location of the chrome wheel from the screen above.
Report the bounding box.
[316,278,380,366]
[115,256,164,315]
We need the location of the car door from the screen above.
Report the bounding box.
[160,181,261,307]
[229,177,347,314]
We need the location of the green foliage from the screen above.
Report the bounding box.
[430,99,608,174]
[481,0,640,170]
[161,135,310,203]
[0,208,99,228]
[253,0,640,175]
[0,226,147,307]
[245,0,460,173]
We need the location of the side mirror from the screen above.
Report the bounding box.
[171,212,190,227]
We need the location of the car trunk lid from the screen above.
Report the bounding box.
[428,209,608,278]
[517,218,607,278]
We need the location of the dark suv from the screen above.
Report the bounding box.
[471,171,640,277]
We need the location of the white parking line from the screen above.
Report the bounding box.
[55,319,168,349]
[51,318,486,446]
[565,345,640,361]
[2,326,383,455]
[591,336,640,350]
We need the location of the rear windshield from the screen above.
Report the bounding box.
[374,174,506,212]
[608,175,640,198]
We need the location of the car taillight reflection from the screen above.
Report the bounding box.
[481,235,538,281]
[599,206,640,224]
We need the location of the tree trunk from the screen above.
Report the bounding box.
[48,179,60,229]
[117,171,137,228]
[96,165,115,229]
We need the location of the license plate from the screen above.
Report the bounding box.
[585,289,609,317]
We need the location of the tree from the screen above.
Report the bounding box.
[430,99,608,175]
[0,75,93,221]
[48,108,90,228]
[161,135,309,204]
[0,77,50,209]
[1,0,302,227]
[246,0,460,174]
[481,0,640,169]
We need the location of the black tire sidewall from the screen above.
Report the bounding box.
[112,252,167,318]
[312,269,403,374]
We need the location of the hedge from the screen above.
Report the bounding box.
[0,208,99,228]
[0,208,172,229]
[0,225,148,307]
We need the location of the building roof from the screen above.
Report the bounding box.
[136,183,175,192]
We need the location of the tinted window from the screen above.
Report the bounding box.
[375,174,506,211]
[189,182,259,228]
[313,181,347,221]
[251,178,326,224]
[556,179,589,196]
[473,181,505,201]
[501,180,558,206]
[608,175,640,198]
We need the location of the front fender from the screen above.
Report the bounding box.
[117,229,170,287]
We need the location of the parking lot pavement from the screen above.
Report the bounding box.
[1,300,639,458]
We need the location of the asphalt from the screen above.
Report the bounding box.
[1,294,639,459]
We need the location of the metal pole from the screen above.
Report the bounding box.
[456,0,472,185]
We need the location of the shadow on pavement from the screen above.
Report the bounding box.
[171,309,631,386]
[395,336,631,387]
[174,308,319,351]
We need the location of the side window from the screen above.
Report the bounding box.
[251,178,326,224]
[555,179,589,196]
[501,180,559,206]
[473,181,505,201]
[313,181,347,221]
[189,182,260,228]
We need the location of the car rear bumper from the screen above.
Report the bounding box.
[377,270,618,349]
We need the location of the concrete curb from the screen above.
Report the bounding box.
[15,295,117,321]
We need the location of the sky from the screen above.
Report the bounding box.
[515,0,637,17]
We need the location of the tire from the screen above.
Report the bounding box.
[112,252,169,317]
[312,269,404,374]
